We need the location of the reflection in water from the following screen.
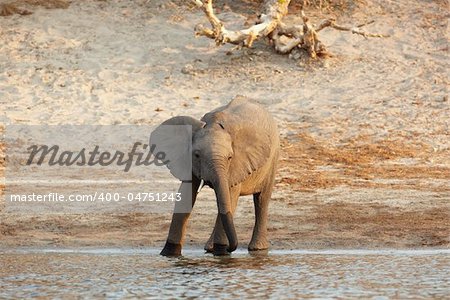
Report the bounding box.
[0,249,449,299]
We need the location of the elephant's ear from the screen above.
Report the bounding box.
[229,127,271,186]
[150,116,204,181]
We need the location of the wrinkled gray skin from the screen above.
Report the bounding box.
[150,98,279,256]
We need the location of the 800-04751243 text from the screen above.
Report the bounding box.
[7,192,182,202]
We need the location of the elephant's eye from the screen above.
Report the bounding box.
[227,155,232,161]
[194,150,200,159]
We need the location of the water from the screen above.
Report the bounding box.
[1,249,449,299]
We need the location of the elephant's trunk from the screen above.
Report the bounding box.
[213,175,238,253]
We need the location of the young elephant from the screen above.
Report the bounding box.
[150,97,279,256]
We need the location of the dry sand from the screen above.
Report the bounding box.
[0,0,449,249]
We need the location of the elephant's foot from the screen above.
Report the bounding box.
[160,241,182,257]
[204,239,214,253]
[213,243,230,256]
[248,239,269,251]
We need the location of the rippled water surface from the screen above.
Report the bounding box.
[1,249,449,298]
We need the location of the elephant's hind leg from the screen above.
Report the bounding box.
[249,153,278,251]
[249,173,277,251]
[248,190,270,251]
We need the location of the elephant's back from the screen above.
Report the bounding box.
[229,98,278,139]
[202,97,278,136]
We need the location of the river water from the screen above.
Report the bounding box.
[1,248,449,299]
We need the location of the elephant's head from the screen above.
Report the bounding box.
[150,113,270,253]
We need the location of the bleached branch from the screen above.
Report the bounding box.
[192,0,389,58]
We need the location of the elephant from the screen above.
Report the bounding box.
[150,97,279,256]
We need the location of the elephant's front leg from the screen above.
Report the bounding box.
[160,178,201,257]
[204,185,241,255]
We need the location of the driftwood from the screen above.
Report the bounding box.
[193,0,389,58]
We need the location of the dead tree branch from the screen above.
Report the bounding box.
[193,0,290,48]
[192,0,389,58]
[316,19,389,38]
